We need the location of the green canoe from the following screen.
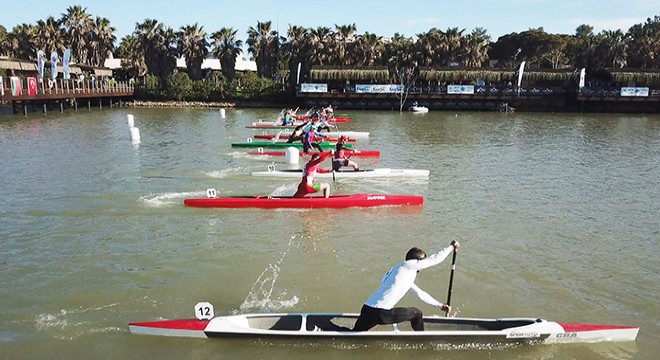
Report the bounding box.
[231,141,352,149]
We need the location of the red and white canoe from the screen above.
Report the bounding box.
[254,134,357,142]
[247,150,381,158]
[184,193,423,209]
[129,312,639,344]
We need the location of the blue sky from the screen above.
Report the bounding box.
[1,0,657,44]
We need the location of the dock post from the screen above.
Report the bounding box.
[88,100,91,110]
[60,102,64,112]
[23,105,28,116]
[43,103,47,114]
[74,100,78,111]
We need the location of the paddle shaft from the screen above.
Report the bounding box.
[445,249,458,317]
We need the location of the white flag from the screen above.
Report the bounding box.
[579,68,586,89]
[516,61,526,88]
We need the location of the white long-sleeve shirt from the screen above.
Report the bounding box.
[364,245,454,310]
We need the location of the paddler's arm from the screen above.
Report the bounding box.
[308,152,331,166]
[409,284,447,310]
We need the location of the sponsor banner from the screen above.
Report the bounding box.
[37,50,45,80]
[10,76,21,96]
[300,83,328,93]
[50,51,58,80]
[0,77,4,96]
[620,87,649,97]
[355,84,403,94]
[447,85,475,94]
[63,49,71,80]
[27,77,37,95]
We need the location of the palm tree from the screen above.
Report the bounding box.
[60,5,92,63]
[0,25,8,56]
[332,23,357,65]
[284,25,309,89]
[246,21,278,78]
[5,24,35,59]
[134,19,177,78]
[307,27,332,66]
[178,23,209,80]
[353,32,383,66]
[88,17,116,67]
[462,28,490,67]
[415,28,443,66]
[598,30,627,68]
[34,16,66,54]
[116,35,147,78]
[211,27,243,81]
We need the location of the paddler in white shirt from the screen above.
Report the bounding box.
[352,241,459,331]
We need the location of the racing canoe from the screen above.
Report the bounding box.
[254,134,357,142]
[251,167,430,179]
[184,193,424,209]
[231,141,351,149]
[247,150,381,158]
[129,312,639,344]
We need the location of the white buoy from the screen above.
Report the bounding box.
[284,147,299,164]
[130,126,141,143]
[219,108,226,118]
[127,114,134,127]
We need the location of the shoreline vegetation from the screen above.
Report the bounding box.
[126,100,287,109]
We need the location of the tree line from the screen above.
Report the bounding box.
[0,6,658,101]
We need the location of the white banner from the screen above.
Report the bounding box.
[0,76,3,96]
[620,87,649,97]
[447,85,475,94]
[50,51,58,80]
[355,84,403,94]
[516,61,526,88]
[300,83,328,93]
[578,68,586,89]
[63,49,71,80]
[37,50,45,80]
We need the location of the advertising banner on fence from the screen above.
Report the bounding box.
[620,87,649,97]
[10,76,21,96]
[300,83,328,93]
[447,85,475,94]
[27,77,37,95]
[355,84,403,94]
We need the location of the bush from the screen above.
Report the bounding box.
[164,72,193,101]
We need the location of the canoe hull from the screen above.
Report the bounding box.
[129,313,639,344]
[231,141,350,149]
[184,194,424,209]
[248,150,380,158]
[251,168,430,179]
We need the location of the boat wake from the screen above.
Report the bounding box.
[140,191,203,207]
[238,236,300,312]
[206,165,253,178]
[34,303,122,340]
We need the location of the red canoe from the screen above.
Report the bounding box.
[254,134,357,142]
[184,194,423,209]
[247,150,381,158]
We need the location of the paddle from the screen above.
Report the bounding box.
[445,242,458,317]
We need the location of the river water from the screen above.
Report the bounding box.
[0,107,657,359]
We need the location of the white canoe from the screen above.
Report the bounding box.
[129,313,639,344]
[251,167,430,179]
[256,130,370,139]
